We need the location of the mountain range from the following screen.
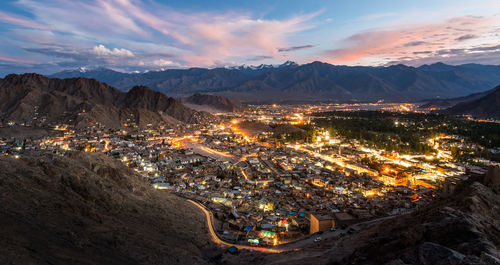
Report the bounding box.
[50,62,500,102]
[0,74,212,128]
[441,85,500,119]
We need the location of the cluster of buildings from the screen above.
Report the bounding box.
[1,102,495,248]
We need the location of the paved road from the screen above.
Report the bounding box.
[184,141,234,161]
[277,215,395,249]
[188,199,398,253]
[188,199,283,253]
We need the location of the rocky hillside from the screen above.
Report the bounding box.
[50,62,500,102]
[0,152,219,265]
[0,74,211,128]
[441,85,500,119]
[228,170,500,265]
[184,93,244,112]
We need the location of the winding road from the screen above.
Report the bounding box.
[188,199,284,253]
[188,199,399,253]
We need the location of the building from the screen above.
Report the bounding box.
[333,212,356,226]
[309,213,334,234]
[484,166,500,188]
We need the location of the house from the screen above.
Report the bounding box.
[309,213,334,234]
[333,212,356,226]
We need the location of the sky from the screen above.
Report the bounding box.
[0,0,499,75]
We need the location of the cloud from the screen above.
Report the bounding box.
[413,51,432,55]
[455,34,477,41]
[470,44,500,52]
[404,41,427,47]
[3,0,320,71]
[91,44,134,57]
[151,59,179,67]
[3,0,498,73]
[322,15,500,65]
[24,44,178,70]
[0,10,50,30]
[278,45,315,52]
[0,55,37,64]
[247,55,274,61]
[0,61,62,77]
[390,43,500,66]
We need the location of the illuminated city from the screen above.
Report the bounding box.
[1,0,500,264]
[2,101,498,251]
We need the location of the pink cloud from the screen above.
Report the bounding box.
[95,0,149,37]
[107,0,321,65]
[0,10,50,30]
[111,0,174,36]
[11,0,320,68]
[177,11,321,66]
[323,15,500,65]
[0,55,37,64]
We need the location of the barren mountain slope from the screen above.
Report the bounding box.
[0,74,212,128]
[0,152,219,265]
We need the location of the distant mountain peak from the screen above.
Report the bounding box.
[125,85,160,98]
[48,61,500,102]
[129,85,153,93]
[56,66,122,74]
[4,72,49,85]
[77,66,89,73]
[308,61,329,66]
[229,61,298,71]
[229,64,271,70]
[280,60,298,67]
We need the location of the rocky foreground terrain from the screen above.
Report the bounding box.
[0,152,219,265]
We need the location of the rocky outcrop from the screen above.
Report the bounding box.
[484,166,500,192]
[0,152,218,264]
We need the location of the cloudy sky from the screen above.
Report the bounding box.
[0,0,499,75]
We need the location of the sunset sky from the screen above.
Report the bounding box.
[1,0,499,75]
